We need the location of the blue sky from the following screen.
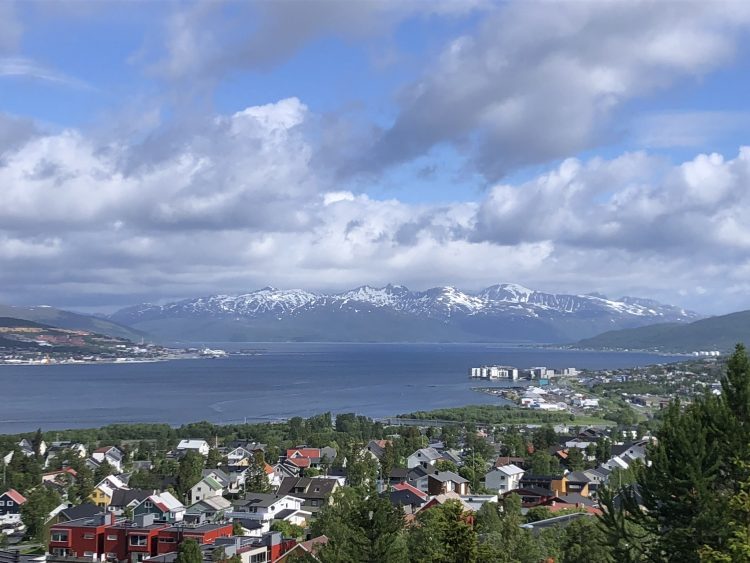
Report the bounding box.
[3,0,750,314]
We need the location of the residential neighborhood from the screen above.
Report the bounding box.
[0,403,656,562]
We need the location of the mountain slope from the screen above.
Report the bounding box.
[109,284,698,344]
[0,304,147,341]
[575,310,750,352]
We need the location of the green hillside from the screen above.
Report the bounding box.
[0,304,148,342]
[576,310,750,352]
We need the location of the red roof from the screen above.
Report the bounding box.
[286,448,320,459]
[94,446,114,454]
[392,482,427,500]
[3,488,26,504]
[264,463,274,475]
[287,457,311,468]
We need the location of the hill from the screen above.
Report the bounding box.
[0,304,147,342]
[575,309,750,352]
[109,283,698,343]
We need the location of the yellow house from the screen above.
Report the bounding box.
[88,475,127,508]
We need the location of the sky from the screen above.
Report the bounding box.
[2,0,750,315]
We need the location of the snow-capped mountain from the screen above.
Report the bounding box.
[110,284,699,343]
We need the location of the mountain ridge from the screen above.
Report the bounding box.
[109,283,698,344]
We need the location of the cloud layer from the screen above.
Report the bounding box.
[1,94,750,313]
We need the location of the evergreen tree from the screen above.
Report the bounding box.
[408,500,477,563]
[94,459,115,483]
[566,447,585,471]
[177,451,205,498]
[175,538,202,563]
[21,487,61,543]
[245,451,271,493]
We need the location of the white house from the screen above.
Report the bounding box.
[230,493,310,526]
[91,446,124,472]
[189,475,224,504]
[177,439,211,456]
[407,447,442,470]
[484,464,525,494]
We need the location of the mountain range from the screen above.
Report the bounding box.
[108,283,699,343]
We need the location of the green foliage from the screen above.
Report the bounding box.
[94,459,115,483]
[566,446,585,471]
[271,520,305,540]
[401,405,574,425]
[408,500,477,563]
[245,451,271,493]
[313,487,407,563]
[528,450,559,475]
[232,520,244,536]
[206,448,224,468]
[175,538,202,563]
[525,506,553,523]
[177,450,205,499]
[600,344,750,562]
[21,486,61,543]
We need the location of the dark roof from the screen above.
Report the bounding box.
[277,477,337,499]
[554,493,597,507]
[386,490,425,508]
[274,509,296,520]
[59,503,104,521]
[389,467,408,480]
[234,518,263,530]
[565,471,591,484]
[236,493,283,509]
[509,486,555,497]
[111,489,154,507]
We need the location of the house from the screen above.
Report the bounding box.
[110,489,156,514]
[460,494,498,512]
[284,446,335,470]
[277,477,339,518]
[565,471,591,497]
[0,489,26,523]
[274,535,328,562]
[362,440,391,461]
[133,492,185,523]
[502,486,557,508]
[90,475,129,508]
[485,464,525,494]
[386,483,428,514]
[184,496,232,523]
[582,467,610,495]
[42,467,79,486]
[55,503,104,523]
[519,474,568,496]
[407,447,442,470]
[427,471,470,496]
[91,446,124,472]
[18,438,45,457]
[189,476,223,504]
[226,447,254,466]
[230,493,310,526]
[176,439,210,457]
[273,460,302,481]
[418,493,475,517]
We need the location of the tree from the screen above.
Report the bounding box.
[206,448,224,468]
[94,459,115,483]
[528,450,559,475]
[21,487,61,543]
[32,428,44,457]
[600,345,750,562]
[271,520,304,539]
[566,447,585,471]
[232,520,245,536]
[525,506,553,523]
[314,487,407,563]
[532,425,557,451]
[476,494,543,563]
[175,538,202,563]
[408,500,476,563]
[380,441,397,482]
[245,451,271,493]
[177,451,205,499]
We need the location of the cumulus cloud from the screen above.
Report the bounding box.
[358,0,750,180]
[2,92,750,314]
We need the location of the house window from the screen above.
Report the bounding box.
[0,501,4,506]
[144,501,153,508]
[159,538,176,543]
[51,531,69,542]
[84,552,95,557]
[310,500,318,507]
[130,535,148,546]
[107,535,117,541]
[84,534,95,540]
[250,554,267,563]
[6,501,12,506]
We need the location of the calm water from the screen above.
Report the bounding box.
[0,343,685,434]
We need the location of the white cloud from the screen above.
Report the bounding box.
[0,57,92,89]
[359,0,750,180]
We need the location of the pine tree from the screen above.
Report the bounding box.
[175,539,202,563]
